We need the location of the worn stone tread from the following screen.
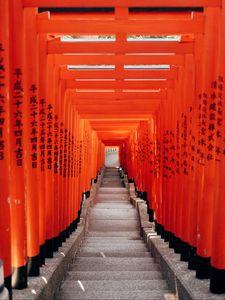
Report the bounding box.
[71,262,160,271]
[60,279,168,291]
[67,270,163,281]
[58,290,175,300]
[76,251,151,257]
[73,257,154,265]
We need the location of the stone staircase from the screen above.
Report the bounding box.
[58,167,176,300]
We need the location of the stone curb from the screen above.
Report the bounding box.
[128,184,153,239]
[149,237,225,300]
[128,185,225,300]
[13,171,104,300]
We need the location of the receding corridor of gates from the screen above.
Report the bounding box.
[1,1,225,299]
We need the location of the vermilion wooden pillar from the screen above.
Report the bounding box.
[9,0,27,289]
[173,66,184,253]
[196,7,220,279]
[0,0,12,294]
[52,62,60,249]
[180,54,195,262]
[44,54,55,257]
[187,33,204,271]
[210,1,225,293]
[38,32,47,265]
[58,79,66,243]
[23,7,40,276]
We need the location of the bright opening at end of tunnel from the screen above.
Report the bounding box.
[105,147,119,167]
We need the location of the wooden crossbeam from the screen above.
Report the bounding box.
[79,113,153,118]
[91,124,139,130]
[38,18,204,35]
[74,103,159,108]
[54,54,184,65]
[103,140,127,145]
[48,40,194,55]
[66,79,173,89]
[72,99,160,104]
[74,107,158,113]
[61,68,178,80]
[23,0,221,8]
[71,91,164,99]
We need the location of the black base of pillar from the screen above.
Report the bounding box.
[174,236,181,253]
[72,219,76,231]
[169,232,175,249]
[78,210,81,223]
[58,233,63,247]
[164,230,170,242]
[188,246,197,270]
[12,265,27,289]
[155,221,162,235]
[27,254,40,276]
[74,219,78,230]
[53,236,59,252]
[136,191,142,198]
[45,238,54,258]
[60,230,66,243]
[66,226,70,238]
[69,222,73,234]
[180,240,189,262]
[86,191,90,198]
[148,208,154,222]
[160,226,165,239]
[142,191,147,202]
[196,255,211,279]
[210,266,225,294]
[4,275,12,298]
[40,244,46,266]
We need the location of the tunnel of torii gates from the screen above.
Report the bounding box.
[2,0,225,296]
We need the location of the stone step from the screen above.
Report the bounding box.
[102,178,120,180]
[73,257,154,266]
[96,194,128,197]
[90,207,136,211]
[82,242,145,247]
[67,270,163,281]
[88,220,140,232]
[88,211,137,220]
[58,290,175,300]
[86,231,141,238]
[101,181,122,185]
[96,194,129,199]
[76,251,151,258]
[96,199,129,204]
[103,175,120,178]
[98,188,128,194]
[84,236,142,241]
[71,262,160,272]
[94,203,133,209]
[90,207,135,213]
[79,245,147,253]
[101,184,123,187]
[82,240,145,245]
[60,279,168,292]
